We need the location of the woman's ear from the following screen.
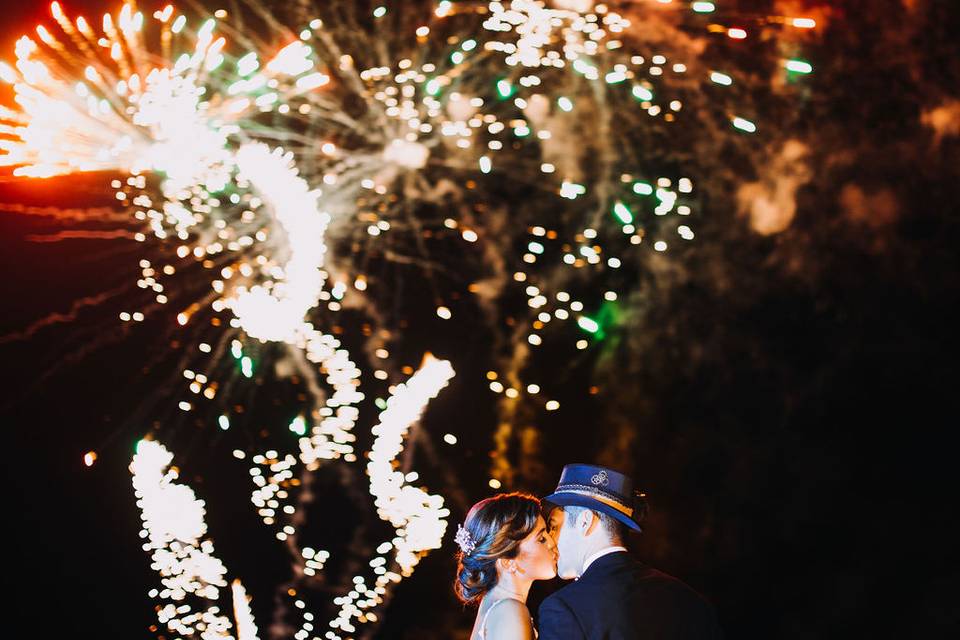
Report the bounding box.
[496,557,521,575]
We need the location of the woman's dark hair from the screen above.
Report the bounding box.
[453,492,541,606]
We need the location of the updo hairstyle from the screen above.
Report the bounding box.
[453,492,541,605]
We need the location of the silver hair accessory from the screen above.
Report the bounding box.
[455,524,476,555]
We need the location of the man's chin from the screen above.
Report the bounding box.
[556,566,578,580]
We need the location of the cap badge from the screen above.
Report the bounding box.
[590,470,609,486]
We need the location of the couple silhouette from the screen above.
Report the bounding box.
[454,464,722,639]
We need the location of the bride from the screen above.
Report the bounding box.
[454,492,559,639]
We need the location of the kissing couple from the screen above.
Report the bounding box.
[453,464,722,639]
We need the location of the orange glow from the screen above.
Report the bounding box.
[35,25,55,45]
[0,62,16,83]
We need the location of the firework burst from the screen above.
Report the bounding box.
[0,1,819,637]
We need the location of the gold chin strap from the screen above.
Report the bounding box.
[554,488,634,517]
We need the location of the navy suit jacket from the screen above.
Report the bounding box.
[537,552,722,640]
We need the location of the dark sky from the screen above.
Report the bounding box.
[2,1,959,638]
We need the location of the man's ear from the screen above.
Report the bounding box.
[576,509,597,535]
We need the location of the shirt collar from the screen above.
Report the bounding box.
[579,545,627,578]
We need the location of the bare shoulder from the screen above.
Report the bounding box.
[486,599,534,640]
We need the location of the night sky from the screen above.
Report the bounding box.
[2,1,958,638]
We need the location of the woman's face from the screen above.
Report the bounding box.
[513,515,558,580]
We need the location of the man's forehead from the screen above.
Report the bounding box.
[548,508,564,523]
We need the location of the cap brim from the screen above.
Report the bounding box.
[545,491,642,532]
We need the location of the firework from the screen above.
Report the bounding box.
[131,438,237,638]
[232,580,261,640]
[0,1,818,637]
[329,354,454,634]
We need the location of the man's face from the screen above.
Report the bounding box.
[548,507,582,580]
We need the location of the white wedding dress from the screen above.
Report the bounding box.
[475,598,537,640]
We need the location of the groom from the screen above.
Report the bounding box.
[539,464,722,639]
